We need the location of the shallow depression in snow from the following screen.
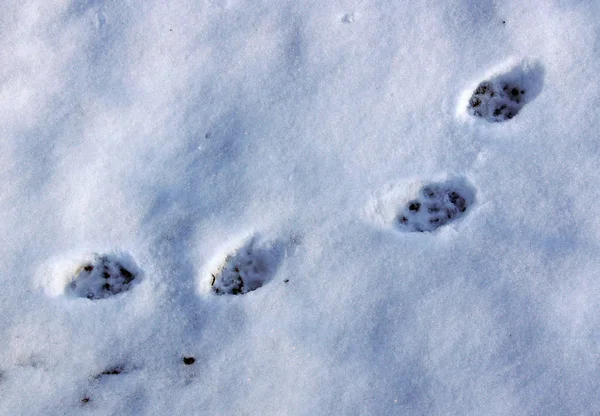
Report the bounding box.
[462,59,544,122]
[67,253,141,300]
[395,179,476,233]
[367,175,476,233]
[36,251,142,300]
[200,234,285,296]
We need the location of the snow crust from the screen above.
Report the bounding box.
[2,0,600,414]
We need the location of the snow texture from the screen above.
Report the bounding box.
[2,0,600,414]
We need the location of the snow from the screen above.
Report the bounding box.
[2,0,600,414]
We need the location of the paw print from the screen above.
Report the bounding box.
[396,181,473,232]
[68,254,140,300]
[468,81,525,122]
[465,60,544,122]
[209,235,283,295]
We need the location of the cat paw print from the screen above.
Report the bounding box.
[68,253,141,300]
[462,59,544,122]
[203,234,284,296]
[468,81,525,121]
[396,180,475,232]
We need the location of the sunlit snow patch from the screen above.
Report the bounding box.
[458,59,544,122]
[200,234,284,296]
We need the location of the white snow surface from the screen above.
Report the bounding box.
[2,0,600,414]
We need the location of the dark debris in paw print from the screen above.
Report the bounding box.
[210,236,283,296]
[68,253,141,300]
[395,180,475,232]
[183,356,196,365]
[466,61,544,122]
[92,365,126,380]
[100,367,123,376]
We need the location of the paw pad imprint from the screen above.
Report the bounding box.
[396,180,474,232]
[210,236,283,295]
[466,60,544,122]
[68,254,140,300]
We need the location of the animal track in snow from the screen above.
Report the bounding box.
[67,253,141,300]
[366,176,476,233]
[468,81,524,121]
[462,59,544,122]
[203,235,284,296]
[395,179,475,232]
